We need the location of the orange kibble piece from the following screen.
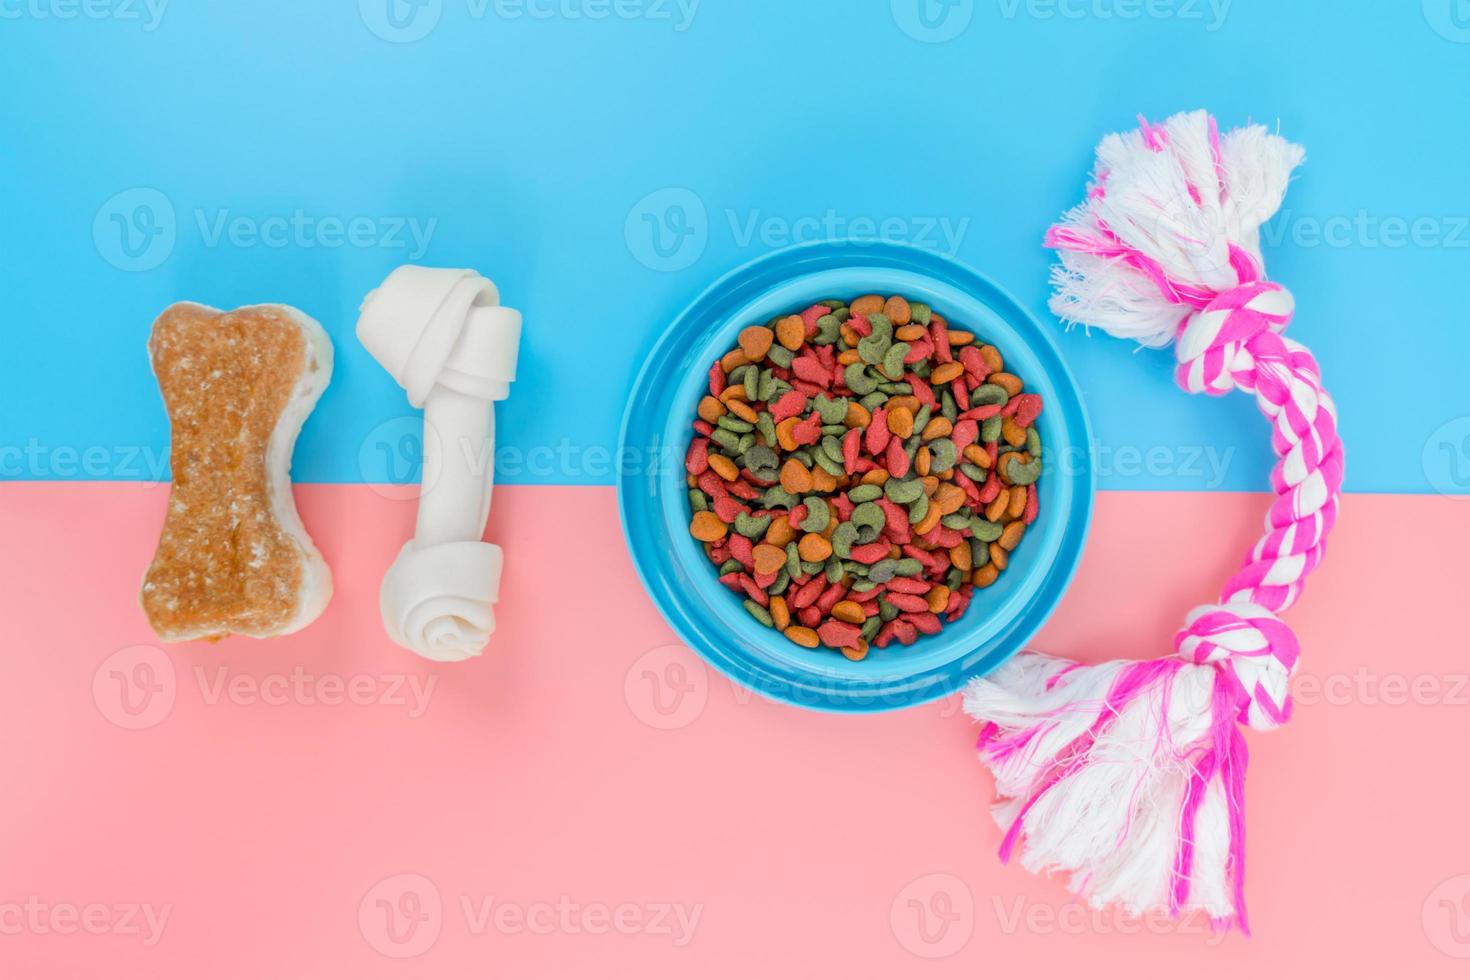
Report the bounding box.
[913,504,943,536]
[765,519,795,547]
[999,521,1026,551]
[972,564,1000,588]
[837,349,862,366]
[780,458,814,494]
[884,295,912,326]
[978,345,1004,373]
[721,349,750,372]
[963,445,993,469]
[989,543,1009,571]
[776,315,806,351]
[934,483,966,515]
[727,400,759,423]
[753,543,787,576]
[775,417,800,451]
[985,489,1011,522]
[915,446,931,477]
[811,467,839,493]
[929,362,965,386]
[845,402,871,428]
[896,325,928,342]
[1001,417,1027,447]
[770,596,791,631]
[861,469,889,486]
[887,395,921,414]
[990,372,1024,397]
[690,512,728,542]
[784,625,821,648]
[926,585,951,614]
[739,325,774,362]
[947,330,975,346]
[1007,484,1028,519]
[697,396,727,423]
[949,542,973,573]
[831,600,866,625]
[841,639,870,662]
[708,454,739,481]
[717,384,747,405]
[798,533,833,563]
[850,294,885,316]
[887,405,915,439]
[921,417,953,440]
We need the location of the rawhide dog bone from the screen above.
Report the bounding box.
[356,266,521,662]
[141,302,334,642]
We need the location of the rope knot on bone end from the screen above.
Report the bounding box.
[357,266,522,663]
[965,110,1343,932]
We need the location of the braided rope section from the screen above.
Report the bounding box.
[963,110,1343,932]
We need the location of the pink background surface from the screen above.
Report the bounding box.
[2,483,1467,976]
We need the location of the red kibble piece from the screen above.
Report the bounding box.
[959,404,1003,422]
[886,592,929,613]
[712,495,744,523]
[952,380,970,411]
[853,457,876,473]
[754,569,779,590]
[788,504,808,529]
[718,572,743,593]
[728,534,755,569]
[726,479,760,501]
[877,499,911,543]
[951,419,978,452]
[697,471,726,500]
[1024,485,1040,525]
[893,620,919,645]
[885,577,930,595]
[908,374,938,409]
[886,440,911,479]
[790,577,825,610]
[931,320,952,363]
[792,412,823,446]
[817,620,863,649]
[815,582,847,614]
[903,341,933,364]
[708,544,731,563]
[798,606,823,628]
[902,544,936,570]
[859,600,880,617]
[906,611,943,635]
[979,471,1002,505]
[792,356,829,386]
[849,542,891,564]
[693,420,713,436]
[709,360,726,396]
[1001,399,1020,417]
[865,408,890,455]
[875,621,898,648]
[801,304,832,332]
[842,427,861,473]
[770,390,808,423]
[1014,393,1044,428]
[959,345,987,383]
[849,586,883,603]
[685,437,710,475]
[831,493,854,521]
[791,380,825,397]
[847,314,872,337]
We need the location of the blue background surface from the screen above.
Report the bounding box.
[2,0,1466,491]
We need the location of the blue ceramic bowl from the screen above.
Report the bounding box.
[617,241,1093,712]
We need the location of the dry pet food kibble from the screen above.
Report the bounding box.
[684,295,1045,660]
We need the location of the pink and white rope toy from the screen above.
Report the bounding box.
[963,110,1343,932]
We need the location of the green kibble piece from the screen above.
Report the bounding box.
[960,462,987,482]
[928,438,957,472]
[981,416,1004,443]
[717,415,753,434]
[971,539,991,567]
[912,405,932,434]
[767,345,794,369]
[850,577,876,593]
[910,302,933,326]
[792,449,814,467]
[801,560,826,576]
[757,412,777,448]
[866,313,892,341]
[800,496,831,533]
[814,315,843,344]
[844,363,880,395]
[946,567,964,591]
[850,501,886,535]
[941,389,958,421]
[762,486,797,509]
[734,512,772,539]
[869,559,900,584]
[882,342,911,378]
[832,522,860,559]
[770,568,790,595]
[743,600,774,627]
[883,478,924,505]
[710,428,741,452]
[735,364,757,395]
[879,599,900,622]
[858,332,890,366]
[744,444,779,480]
[1005,455,1042,486]
[1026,426,1041,457]
[821,435,845,462]
[719,558,744,575]
[820,424,847,437]
[907,494,929,525]
[689,489,708,513]
[848,484,883,503]
[941,513,970,530]
[878,382,912,396]
[737,433,756,454]
[757,369,778,402]
[812,447,846,477]
[895,558,924,577]
[816,394,849,425]
[831,307,850,322]
[971,518,1004,543]
[972,383,1009,407]
[825,557,845,584]
[786,542,802,578]
[860,391,889,410]
[860,617,882,642]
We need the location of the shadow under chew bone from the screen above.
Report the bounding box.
[141,302,334,642]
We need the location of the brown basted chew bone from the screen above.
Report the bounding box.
[141,302,334,642]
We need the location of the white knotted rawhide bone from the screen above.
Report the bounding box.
[357,266,521,662]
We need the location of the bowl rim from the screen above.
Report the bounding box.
[616,239,1094,713]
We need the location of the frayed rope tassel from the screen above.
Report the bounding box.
[964,110,1343,934]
